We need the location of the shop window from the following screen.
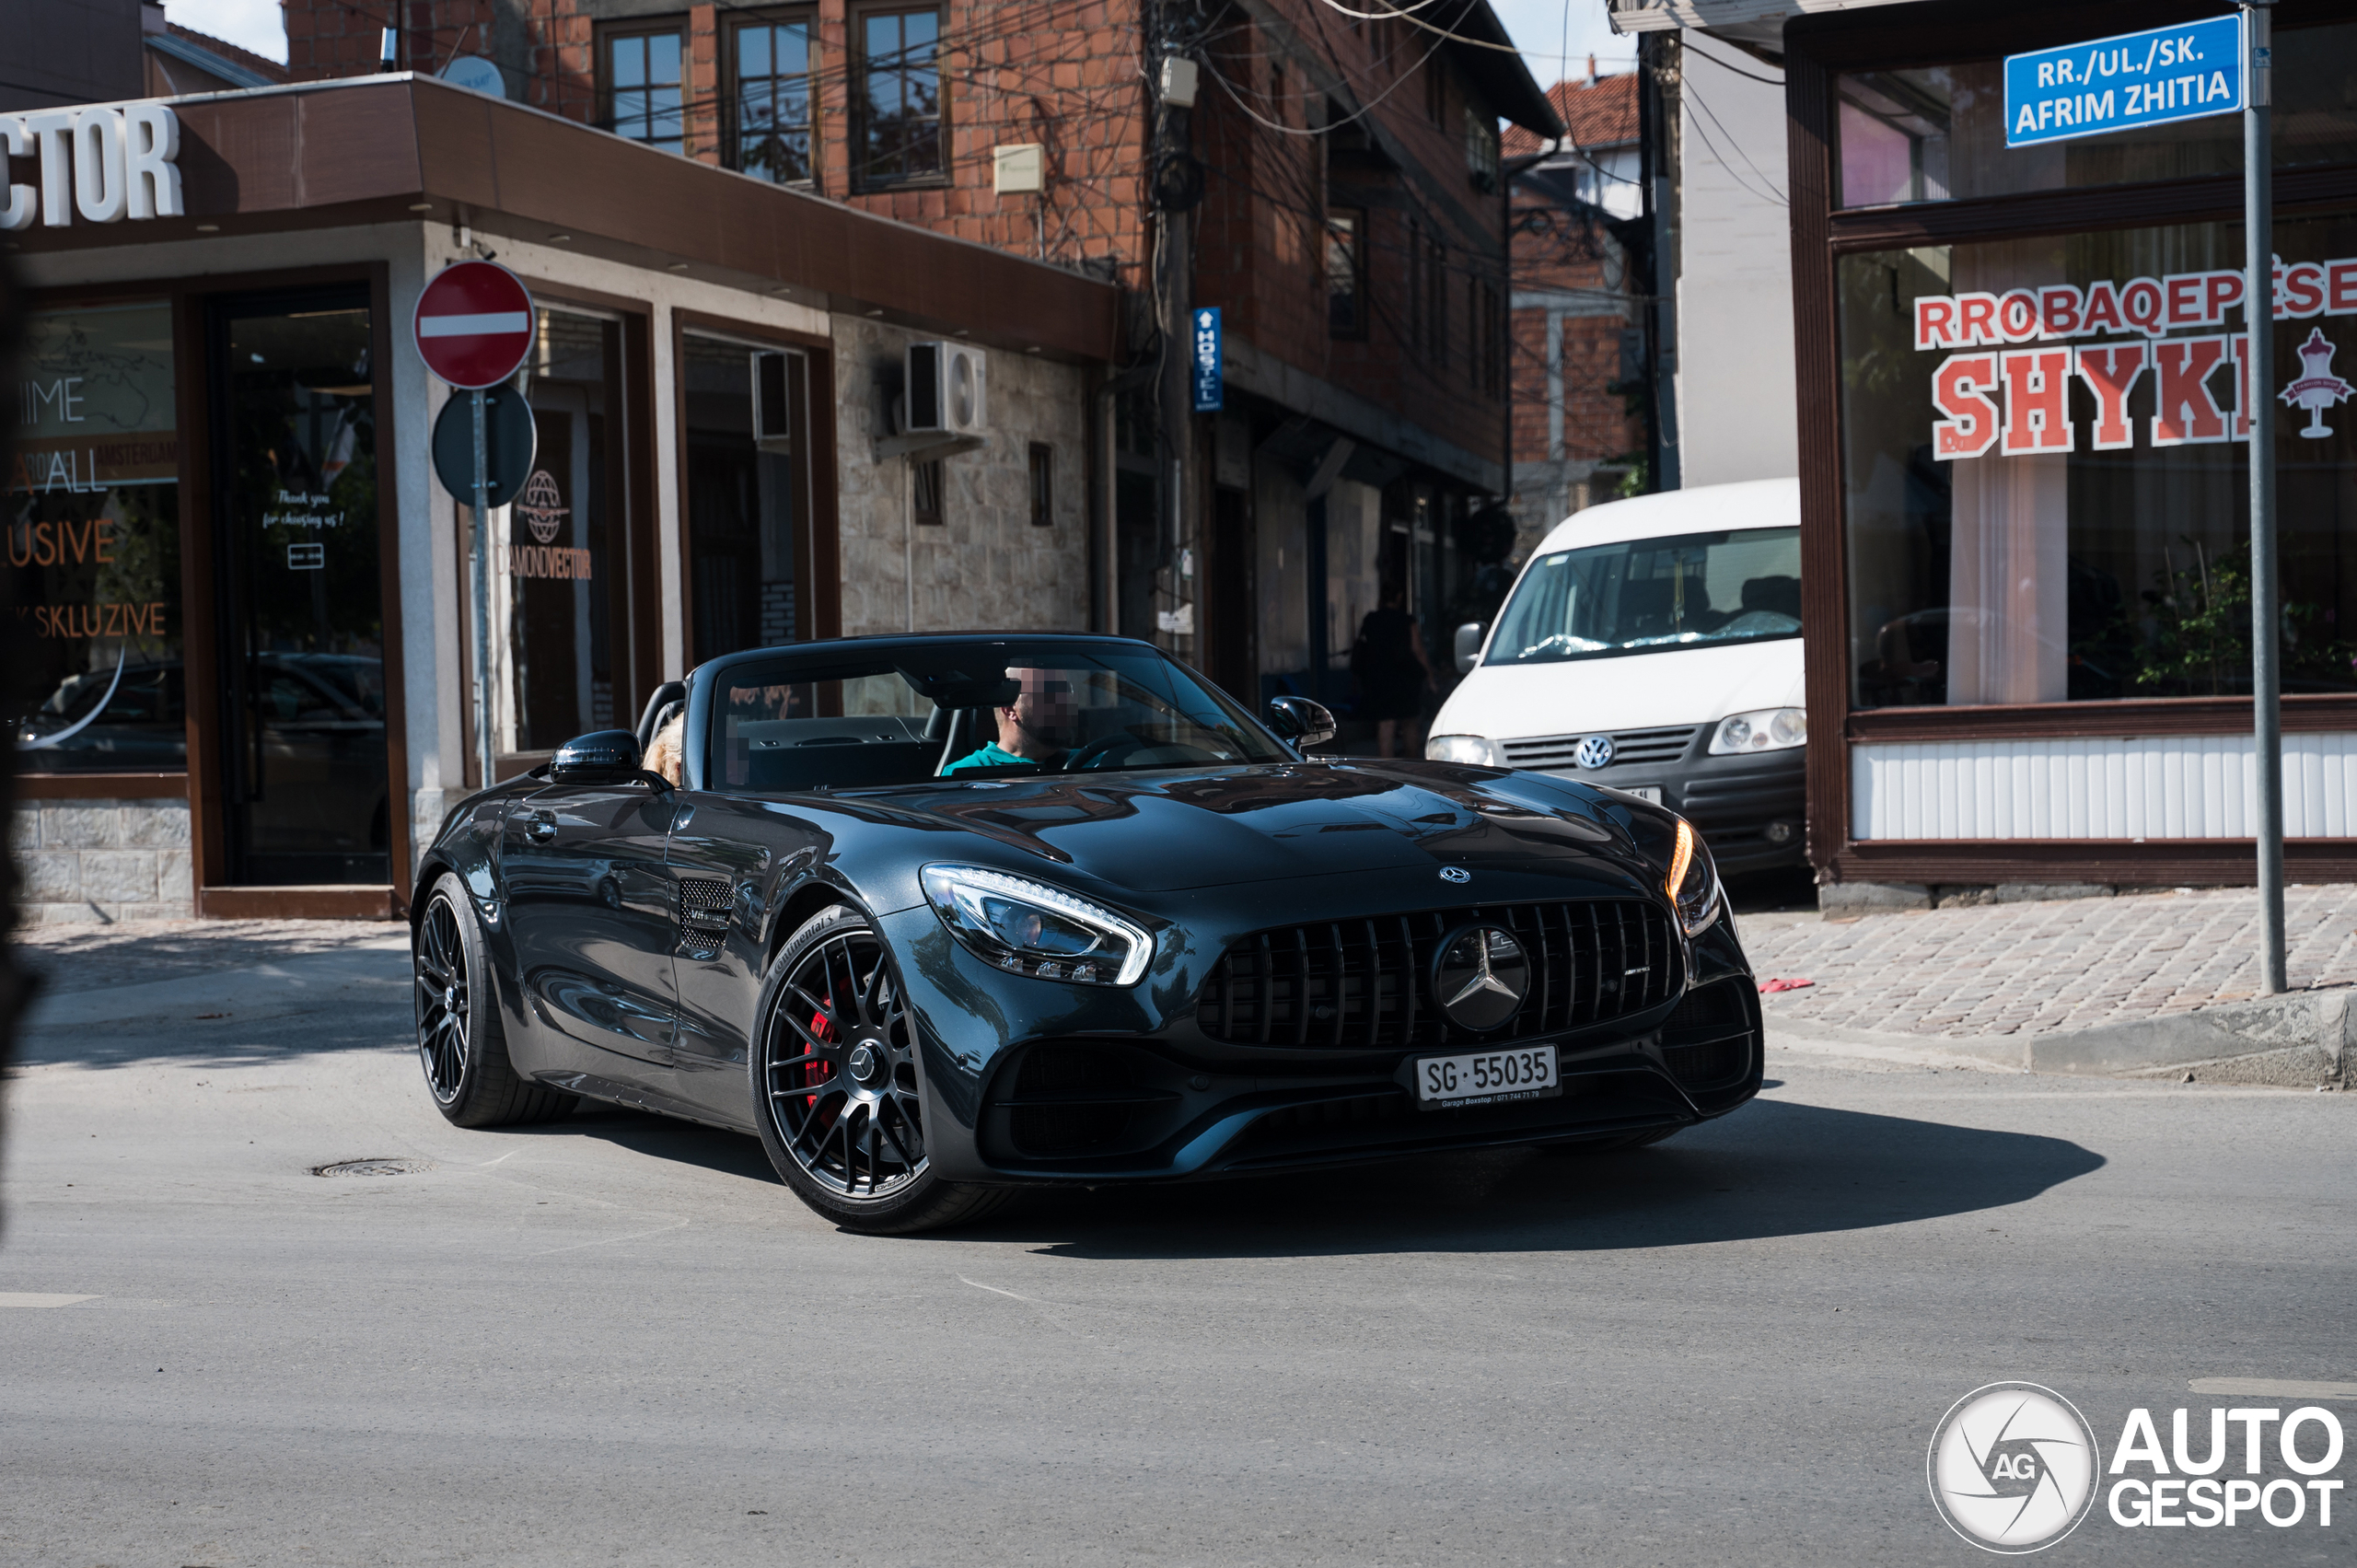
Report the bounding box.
[1839,213,2357,711]
[685,332,809,665]
[9,301,184,773]
[733,14,816,185]
[601,24,685,155]
[1028,442,1053,528]
[1835,24,2357,210]
[855,6,944,188]
[1326,208,1366,337]
[209,292,387,886]
[496,306,628,756]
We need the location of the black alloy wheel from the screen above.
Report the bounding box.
[764,920,926,1197]
[415,890,470,1105]
[412,871,578,1128]
[753,904,1008,1233]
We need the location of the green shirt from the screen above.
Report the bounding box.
[943,740,1051,774]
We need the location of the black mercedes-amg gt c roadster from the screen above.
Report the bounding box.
[410,633,1761,1232]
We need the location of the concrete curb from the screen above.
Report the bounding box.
[1767,991,2354,1086]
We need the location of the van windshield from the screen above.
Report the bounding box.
[1485,527,1802,666]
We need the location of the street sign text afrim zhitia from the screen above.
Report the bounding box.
[2004,15,2244,148]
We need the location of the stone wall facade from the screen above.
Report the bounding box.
[831,313,1092,637]
[10,798,193,925]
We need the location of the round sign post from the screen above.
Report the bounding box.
[414,261,535,794]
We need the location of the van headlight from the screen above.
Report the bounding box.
[921,865,1152,985]
[1664,818,1723,937]
[1709,707,1806,754]
[1427,734,1502,766]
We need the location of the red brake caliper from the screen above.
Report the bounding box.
[805,1006,835,1114]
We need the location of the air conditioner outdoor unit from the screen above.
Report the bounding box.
[905,342,988,437]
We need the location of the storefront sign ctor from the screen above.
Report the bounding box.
[2004,16,2243,148]
[1191,306,1223,413]
[0,104,182,228]
[1913,257,2357,457]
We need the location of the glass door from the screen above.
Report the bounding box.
[209,289,389,886]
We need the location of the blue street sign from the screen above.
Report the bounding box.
[1190,306,1223,412]
[2004,15,2243,148]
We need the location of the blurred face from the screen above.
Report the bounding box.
[998,666,1077,756]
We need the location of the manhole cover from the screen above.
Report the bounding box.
[311,1157,435,1178]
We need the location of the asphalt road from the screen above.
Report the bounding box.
[1,937,2351,1566]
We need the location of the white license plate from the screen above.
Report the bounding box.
[1411,1045,1562,1109]
[1622,785,1664,805]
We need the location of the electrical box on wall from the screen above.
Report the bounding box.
[993,144,1044,194]
[905,342,988,437]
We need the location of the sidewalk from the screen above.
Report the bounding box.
[1743,886,2357,1086]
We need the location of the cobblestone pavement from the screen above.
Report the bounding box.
[5,918,405,998]
[1742,886,2357,1040]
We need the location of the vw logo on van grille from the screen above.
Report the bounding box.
[1573,734,1616,771]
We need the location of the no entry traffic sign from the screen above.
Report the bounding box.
[412,260,535,389]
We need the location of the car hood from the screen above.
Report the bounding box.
[833,759,1646,893]
[1434,639,1805,740]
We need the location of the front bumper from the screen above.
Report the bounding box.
[1534,744,1805,873]
[890,888,1762,1186]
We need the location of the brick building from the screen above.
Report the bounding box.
[1503,72,1643,563]
[280,1,1560,721]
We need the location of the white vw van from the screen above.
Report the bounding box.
[1427,478,1805,873]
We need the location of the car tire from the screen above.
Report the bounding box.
[750,903,1009,1236]
[414,871,578,1128]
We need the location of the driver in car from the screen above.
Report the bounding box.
[943,667,1078,773]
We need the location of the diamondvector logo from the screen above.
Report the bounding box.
[1927,1383,2102,1553]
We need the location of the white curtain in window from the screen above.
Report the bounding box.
[1946,238,2070,704]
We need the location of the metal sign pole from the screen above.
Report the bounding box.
[470,388,494,794]
[2246,0,2285,993]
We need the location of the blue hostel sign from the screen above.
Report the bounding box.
[2004,15,2244,148]
[1190,307,1223,412]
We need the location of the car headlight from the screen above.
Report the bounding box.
[1664,817,1723,937]
[1709,706,1806,755]
[1426,734,1503,767]
[920,865,1152,986]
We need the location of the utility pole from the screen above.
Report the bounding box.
[1151,13,1202,655]
[2245,0,2285,993]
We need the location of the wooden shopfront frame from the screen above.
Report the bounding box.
[470,276,665,784]
[668,308,842,658]
[1785,0,2357,888]
[17,264,411,920]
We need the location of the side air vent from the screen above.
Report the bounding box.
[1658,979,1757,1090]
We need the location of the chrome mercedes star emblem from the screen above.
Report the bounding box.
[1574,734,1615,770]
[1433,925,1530,1032]
[1438,865,1471,885]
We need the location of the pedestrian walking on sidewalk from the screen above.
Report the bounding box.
[1351,584,1434,759]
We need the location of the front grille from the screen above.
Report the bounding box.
[1197,900,1680,1051]
[1660,979,1756,1089]
[1000,1042,1172,1158]
[1503,726,1698,771]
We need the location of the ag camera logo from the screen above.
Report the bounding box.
[1927,1382,2100,1552]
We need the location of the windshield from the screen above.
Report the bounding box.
[703,641,1293,792]
[1486,527,1802,666]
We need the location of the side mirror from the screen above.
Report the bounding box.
[1266,695,1336,750]
[551,729,644,784]
[1453,622,1486,676]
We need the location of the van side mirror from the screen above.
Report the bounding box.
[1266,696,1336,750]
[551,729,644,783]
[1454,622,1486,675]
